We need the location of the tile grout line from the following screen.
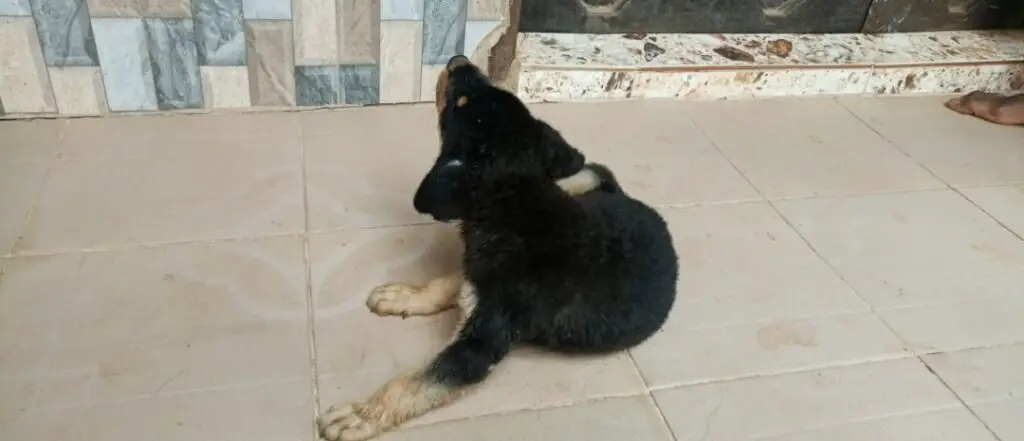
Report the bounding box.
[680,99,923,361]
[6,120,69,260]
[623,351,680,441]
[917,357,1006,441]
[299,119,323,438]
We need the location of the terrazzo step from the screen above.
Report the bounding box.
[515,30,1024,102]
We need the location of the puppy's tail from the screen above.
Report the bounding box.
[556,162,624,196]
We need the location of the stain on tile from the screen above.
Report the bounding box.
[379,20,421,104]
[422,0,467,64]
[339,64,378,105]
[245,19,295,106]
[468,0,503,20]
[293,0,337,65]
[462,19,499,57]
[193,0,245,65]
[200,65,250,108]
[0,0,31,16]
[381,0,422,20]
[295,65,340,106]
[28,0,98,66]
[144,18,203,110]
[91,17,157,111]
[48,66,107,115]
[87,0,192,17]
[338,0,379,64]
[0,17,57,113]
[241,0,289,19]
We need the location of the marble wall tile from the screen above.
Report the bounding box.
[91,18,157,111]
[468,0,502,20]
[293,0,337,64]
[295,65,340,106]
[0,17,57,113]
[87,0,192,17]
[199,65,250,108]
[48,66,107,115]
[462,19,499,57]
[381,0,422,20]
[419,63,444,102]
[378,20,421,103]
[144,18,203,110]
[193,0,246,65]
[241,0,289,19]
[422,0,466,64]
[337,0,379,64]
[338,64,378,105]
[28,0,98,66]
[0,0,31,16]
[245,20,295,106]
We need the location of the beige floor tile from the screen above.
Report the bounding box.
[15,116,304,252]
[923,344,1024,441]
[653,359,966,441]
[2,380,314,441]
[683,98,943,199]
[880,296,1024,354]
[632,311,908,388]
[0,119,64,162]
[659,203,868,330]
[775,190,1024,311]
[310,227,646,426]
[0,161,47,255]
[383,396,674,441]
[530,100,761,206]
[0,236,311,411]
[959,184,1024,238]
[755,408,998,441]
[839,95,1024,187]
[303,105,439,230]
[971,400,1024,441]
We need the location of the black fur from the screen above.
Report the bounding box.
[415,57,678,389]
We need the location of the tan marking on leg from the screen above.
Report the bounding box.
[556,167,603,196]
[366,273,464,318]
[456,96,469,107]
[319,282,480,441]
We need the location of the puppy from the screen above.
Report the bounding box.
[944,91,1024,125]
[316,56,679,441]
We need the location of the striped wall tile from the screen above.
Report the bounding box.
[49,66,107,115]
[293,0,337,65]
[469,0,503,20]
[92,18,157,111]
[87,0,191,17]
[245,20,295,106]
[463,19,500,57]
[419,63,444,102]
[28,0,99,66]
[144,18,203,110]
[241,0,290,19]
[200,65,251,108]
[0,17,56,113]
[379,20,421,104]
[0,0,31,16]
[339,64,378,105]
[422,0,467,64]
[295,65,340,106]
[338,0,379,64]
[193,0,246,65]
[381,0,422,21]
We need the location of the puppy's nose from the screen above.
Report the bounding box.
[446,55,471,70]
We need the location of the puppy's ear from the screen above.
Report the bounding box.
[538,121,586,180]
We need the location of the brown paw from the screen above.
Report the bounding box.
[317,404,382,441]
[944,96,973,115]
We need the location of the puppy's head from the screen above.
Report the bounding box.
[413,55,585,222]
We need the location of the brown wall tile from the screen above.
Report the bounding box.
[245,20,295,106]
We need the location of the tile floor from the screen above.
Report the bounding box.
[1,95,1023,441]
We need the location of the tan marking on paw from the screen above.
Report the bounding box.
[365,274,464,318]
[318,376,459,441]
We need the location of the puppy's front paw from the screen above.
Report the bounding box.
[366,284,423,317]
[317,404,381,441]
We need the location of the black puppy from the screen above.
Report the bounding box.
[317,56,679,441]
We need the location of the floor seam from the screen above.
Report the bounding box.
[299,117,322,440]
[918,356,1006,441]
[624,351,680,441]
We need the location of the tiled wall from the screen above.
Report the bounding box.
[0,0,506,117]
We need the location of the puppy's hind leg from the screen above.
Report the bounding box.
[367,273,464,318]
[319,282,512,441]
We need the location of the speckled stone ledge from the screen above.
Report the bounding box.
[517,31,1024,102]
